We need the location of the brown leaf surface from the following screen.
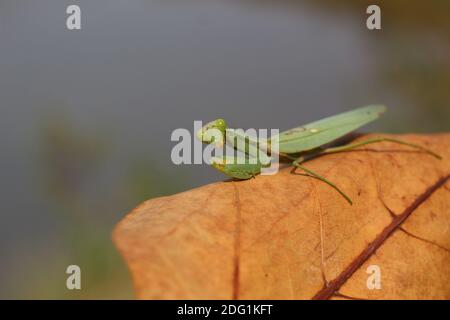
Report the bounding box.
[113,134,450,299]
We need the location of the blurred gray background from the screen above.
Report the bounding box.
[0,0,449,298]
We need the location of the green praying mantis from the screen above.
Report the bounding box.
[196,105,441,205]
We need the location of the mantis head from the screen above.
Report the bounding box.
[196,119,227,144]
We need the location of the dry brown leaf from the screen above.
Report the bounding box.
[113,134,450,300]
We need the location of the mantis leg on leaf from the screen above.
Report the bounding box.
[291,136,441,205]
[291,156,353,205]
[320,137,441,159]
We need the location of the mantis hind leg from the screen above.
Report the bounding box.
[292,157,353,205]
[321,137,441,159]
[290,136,441,205]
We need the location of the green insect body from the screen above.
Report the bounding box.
[275,105,386,153]
[197,105,441,205]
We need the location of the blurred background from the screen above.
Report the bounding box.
[0,0,449,299]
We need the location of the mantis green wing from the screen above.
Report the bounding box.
[274,105,386,153]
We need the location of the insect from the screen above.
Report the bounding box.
[197,105,441,205]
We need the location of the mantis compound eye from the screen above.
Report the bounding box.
[212,119,227,136]
[215,119,226,129]
[197,119,227,144]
